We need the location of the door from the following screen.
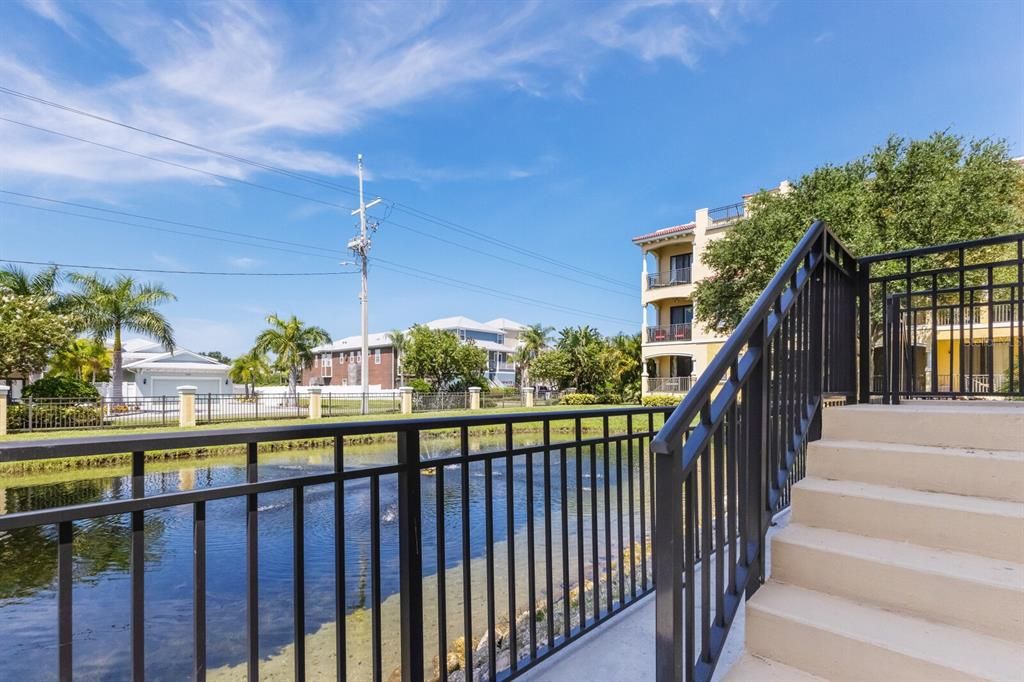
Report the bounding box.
[669,254,692,282]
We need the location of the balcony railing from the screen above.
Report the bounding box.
[647,268,692,288]
[0,406,674,682]
[646,323,692,343]
[647,376,693,393]
[708,201,745,223]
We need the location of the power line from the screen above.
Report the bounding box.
[0,199,342,261]
[0,258,358,277]
[371,257,636,325]
[0,117,357,213]
[0,189,343,255]
[1,199,635,325]
[0,85,633,289]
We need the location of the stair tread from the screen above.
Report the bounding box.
[725,653,825,681]
[795,476,1024,518]
[748,582,1024,680]
[812,438,1024,459]
[775,523,1024,591]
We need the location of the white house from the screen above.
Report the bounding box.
[103,339,233,397]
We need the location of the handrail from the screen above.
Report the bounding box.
[651,219,860,682]
[653,221,827,454]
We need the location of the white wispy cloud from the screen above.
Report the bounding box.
[228,256,260,269]
[0,0,766,187]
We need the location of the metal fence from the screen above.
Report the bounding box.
[482,391,523,409]
[7,396,180,432]
[0,406,674,682]
[412,391,470,412]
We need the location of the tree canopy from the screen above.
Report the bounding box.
[401,324,488,390]
[694,132,1024,332]
[0,292,75,379]
[530,326,641,401]
[254,314,330,397]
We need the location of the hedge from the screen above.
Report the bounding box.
[641,394,682,407]
[559,393,599,406]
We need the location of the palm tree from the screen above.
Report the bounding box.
[50,338,112,383]
[514,323,554,387]
[254,314,330,400]
[230,349,271,398]
[0,264,64,306]
[69,273,176,402]
[387,329,408,386]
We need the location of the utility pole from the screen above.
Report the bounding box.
[349,154,382,415]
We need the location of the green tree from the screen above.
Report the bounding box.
[556,325,608,393]
[530,348,572,388]
[230,349,271,398]
[69,274,176,403]
[695,132,1024,332]
[401,324,488,390]
[387,329,408,385]
[49,338,112,382]
[254,314,330,399]
[0,264,71,314]
[513,323,554,387]
[0,292,75,380]
[604,333,642,402]
[201,350,232,364]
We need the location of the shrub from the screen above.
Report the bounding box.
[642,394,682,407]
[408,378,432,394]
[7,403,104,430]
[559,392,598,406]
[23,376,100,399]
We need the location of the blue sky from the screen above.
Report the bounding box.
[1,0,1021,355]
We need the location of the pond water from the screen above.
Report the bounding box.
[0,435,653,681]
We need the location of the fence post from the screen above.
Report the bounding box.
[0,385,8,436]
[468,386,481,410]
[396,429,424,682]
[399,386,413,415]
[178,386,197,427]
[654,439,684,682]
[745,320,769,595]
[522,386,535,408]
[308,387,322,420]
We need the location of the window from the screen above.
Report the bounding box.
[374,348,381,365]
[321,355,332,378]
[670,253,692,275]
[669,305,693,325]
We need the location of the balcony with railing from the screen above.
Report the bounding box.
[646,376,693,394]
[646,267,692,289]
[645,323,692,343]
[708,201,745,224]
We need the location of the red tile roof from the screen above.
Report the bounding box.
[632,222,696,243]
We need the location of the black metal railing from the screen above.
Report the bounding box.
[862,233,1024,401]
[651,221,859,682]
[648,268,693,289]
[708,202,744,223]
[0,406,673,682]
[646,323,693,343]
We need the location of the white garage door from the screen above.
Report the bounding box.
[151,378,224,397]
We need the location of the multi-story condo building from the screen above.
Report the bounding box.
[302,316,528,389]
[634,182,791,395]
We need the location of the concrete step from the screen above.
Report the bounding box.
[822,403,1024,451]
[791,477,1024,563]
[746,582,1024,681]
[807,439,1024,502]
[723,653,824,681]
[771,523,1024,641]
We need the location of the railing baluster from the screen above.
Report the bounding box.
[436,453,448,682]
[370,474,383,682]
[460,427,474,681]
[131,450,145,682]
[333,437,346,682]
[504,423,517,671]
[397,429,424,682]
[603,419,613,617]
[575,420,587,628]
[627,415,636,601]
[525,443,537,659]
[293,485,306,682]
[543,421,555,650]
[58,520,73,682]
[246,442,259,682]
[559,421,571,642]
[484,454,497,680]
[193,501,206,682]
[590,443,599,621]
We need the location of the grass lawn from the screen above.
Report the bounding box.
[1,404,662,443]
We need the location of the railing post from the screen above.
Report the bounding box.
[468,386,481,410]
[399,387,413,415]
[307,387,322,420]
[178,386,197,427]
[522,386,535,408]
[654,440,683,682]
[396,429,424,682]
[0,385,8,436]
[857,261,871,403]
[744,319,769,595]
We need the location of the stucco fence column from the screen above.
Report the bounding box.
[0,385,8,436]
[522,386,535,408]
[307,387,322,420]
[177,385,197,428]
[399,387,413,415]
[468,386,481,410]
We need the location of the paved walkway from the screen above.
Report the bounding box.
[517,512,790,682]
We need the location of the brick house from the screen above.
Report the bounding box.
[301,332,397,389]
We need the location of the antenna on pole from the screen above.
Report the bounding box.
[350,153,382,415]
